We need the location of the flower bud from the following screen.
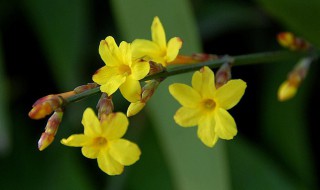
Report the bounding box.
[29,95,64,120]
[126,79,161,117]
[277,57,312,101]
[141,79,161,102]
[171,53,218,65]
[277,32,311,51]
[215,62,232,89]
[96,93,114,119]
[149,61,165,75]
[74,83,99,94]
[38,111,63,151]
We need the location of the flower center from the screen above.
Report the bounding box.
[203,99,216,110]
[94,137,107,146]
[119,64,131,76]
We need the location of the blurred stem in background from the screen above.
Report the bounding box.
[0,34,10,156]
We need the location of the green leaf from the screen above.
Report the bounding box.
[197,2,268,39]
[259,61,317,188]
[10,1,97,189]
[256,0,320,48]
[22,0,91,89]
[111,0,231,189]
[227,137,298,190]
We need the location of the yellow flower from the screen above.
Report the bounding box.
[169,66,246,147]
[131,16,182,67]
[61,108,141,175]
[92,36,150,102]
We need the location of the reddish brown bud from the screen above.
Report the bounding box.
[141,79,161,102]
[74,83,99,94]
[29,95,64,120]
[277,32,311,51]
[170,54,218,65]
[191,53,218,62]
[149,61,165,75]
[278,57,312,101]
[38,111,63,151]
[96,93,114,119]
[216,62,232,89]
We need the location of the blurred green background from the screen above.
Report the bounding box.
[0,0,319,189]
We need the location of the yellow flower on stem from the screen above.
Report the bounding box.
[61,108,141,175]
[169,66,246,147]
[93,36,150,103]
[131,16,183,67]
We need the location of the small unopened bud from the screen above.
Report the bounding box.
[215,62,232,89]
[29,95,64,120]
[277,32,311,51]
[191,53,218,62]
[141,79,161,102]
[149,61,165,75]
[278,57,312,101]
[170,54,218,65]
[127,79,161,117]
[96,93,114,119]
[74,83,99,94]
[38,111,63,151]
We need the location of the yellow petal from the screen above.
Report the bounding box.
[119,41,132,65]
[277,81,297,101]
[169,83,201,107]
[109,139,141,165]
[151,16,166,50]
[127,101,146,117]
[101,112,128,140]
[214,108,237,140]
[60,134,91,147]
[92,66,118,85]
[174,107,202,127]
[192,66,215,98]
[197,116,219,147]
[166,37,182,63]
[131,60,150,80]
[97,150,124,175]
[99,75,126,96]
[82,108,102,136]
[131,39,161,60]
[105,36,121,60]
[99,39,119,67]
[82,145,100,159]
[215,79,247,110]
[119,77,141,102]
[192,70,202,92]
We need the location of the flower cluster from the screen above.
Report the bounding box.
[29,16,249,175]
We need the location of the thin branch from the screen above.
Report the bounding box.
[64,50,308,106]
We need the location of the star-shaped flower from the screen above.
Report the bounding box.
[61,108,141,175]
[169,66,246,147]
[93,36,150,103]
[131,16,182,67]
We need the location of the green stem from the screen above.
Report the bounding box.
[64,86,101,105]
[143,50,307,81]
[65,50,308,105]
